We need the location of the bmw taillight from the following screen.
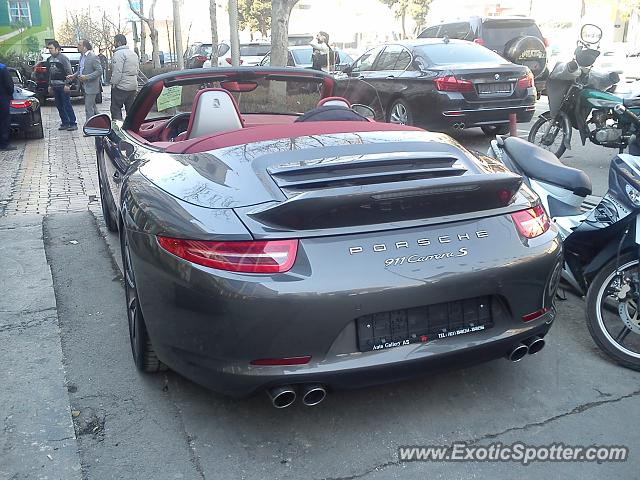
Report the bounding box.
[434,75,474,92]
[157,237,298,273]
[34,65,47,73]
[10,99,34,108]
[511,205,550,239]
[517,71,535,89]
[473,38,485,46]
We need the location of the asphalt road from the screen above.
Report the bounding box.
[39,109,640,479]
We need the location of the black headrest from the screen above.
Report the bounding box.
[294,105,369,123]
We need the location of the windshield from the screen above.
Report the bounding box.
[291,48,313,65]
[145,75,325,121]
[482,21,542,46]
[240,45,271,56]
[414,42,507,65]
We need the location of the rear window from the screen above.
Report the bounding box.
[482,21,542,45]
[291,48,313,65]
[240,45,271,56]
[414,42,507,65]
[198,44,213,55]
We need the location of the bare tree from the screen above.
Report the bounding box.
[209,1,219,66]
[173,0,185,69]
[270,0,300,67]
[128,0,160,68]
[229,0,241,66]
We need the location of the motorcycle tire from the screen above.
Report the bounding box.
[528,112,567,158]
[585,252,640,371]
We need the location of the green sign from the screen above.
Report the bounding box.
[156,86,183,111]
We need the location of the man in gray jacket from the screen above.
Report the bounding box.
[110,34,139,120]
[66,39,102,121]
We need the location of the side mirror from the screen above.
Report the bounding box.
[351,104,375,120]
[581,24,603,45]
[84,113,112,136]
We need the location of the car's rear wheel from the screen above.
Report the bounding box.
[121,230,166,373]
[387,98,413,125]
[481,124,510,136]
[25,111,44,139]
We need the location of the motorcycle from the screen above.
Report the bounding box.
[488,103,640,371]
[528,24,640,158]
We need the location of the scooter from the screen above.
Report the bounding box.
[488,103,640,371]
[528,24,640,158]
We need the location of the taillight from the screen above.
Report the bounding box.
[522,307,550,322]
[225,57,244,65]
[517,71,534,89]
[474,38,485,46]
[10,99,34,108]
[34,65,47,73]
[434,75,474,92]
[543,37,550,48]
[511,205,550,239]
[157,237,298,273]
[195,54,208,63]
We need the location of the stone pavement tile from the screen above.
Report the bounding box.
[0,214,81,480]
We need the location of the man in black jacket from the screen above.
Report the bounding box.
[46,40,77,131]
[0,62,16,151]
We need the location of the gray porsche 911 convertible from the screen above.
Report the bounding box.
[85,67,562,407]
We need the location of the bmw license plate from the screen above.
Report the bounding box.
[356,297,493,351]
[478,82,512,94]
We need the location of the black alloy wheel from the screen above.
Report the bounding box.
[121,230,166,373]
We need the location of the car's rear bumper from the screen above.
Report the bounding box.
[127,216,563,397]
[10,109,39,131]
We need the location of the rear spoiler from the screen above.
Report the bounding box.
[247,172,522,230]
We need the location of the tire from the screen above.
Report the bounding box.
[96,92,102,104]
[481,124,510,136]
[586,252,640,371]
[25,110,44,139]
[97,167,118,232]
[527,112,567,158]
[121,230,167,373]
[387,98,413,125]
[504,35,547,79]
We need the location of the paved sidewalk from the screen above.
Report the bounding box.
[0,93,109,479]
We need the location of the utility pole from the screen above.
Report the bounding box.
[229,0,240,66]
[173,0,184,69]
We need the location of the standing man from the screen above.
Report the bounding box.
[67,39,102,122]
[0,61,16,151]
[110,34,139,120]
[46,40,77,131]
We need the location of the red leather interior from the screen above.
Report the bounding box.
[163,121,422,154]
[138,119,169,141]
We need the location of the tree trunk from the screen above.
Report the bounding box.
[140,0,146,59]
[229,0,241,66]
[270,0,298,67]
[173,0,184,69]
[209,0,219,66]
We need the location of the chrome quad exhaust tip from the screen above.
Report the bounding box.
[266,385,297,408]
[523,336,546,355]
[300,384,327,406]
[507,343,529,362]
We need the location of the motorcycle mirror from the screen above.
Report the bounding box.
[580,24,603,45]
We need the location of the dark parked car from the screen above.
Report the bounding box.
[419,16,549,94]
[258,45,354,72]
[83,67,561,405]
[335,38,537,135]
[8,67,44,139]
[30,45,102,104]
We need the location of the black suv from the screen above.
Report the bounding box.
[419,16,548,95]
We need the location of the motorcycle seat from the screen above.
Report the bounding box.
[502,137,592,196]
[623,97,640,108]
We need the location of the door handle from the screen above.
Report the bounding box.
[386,75,395,79]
